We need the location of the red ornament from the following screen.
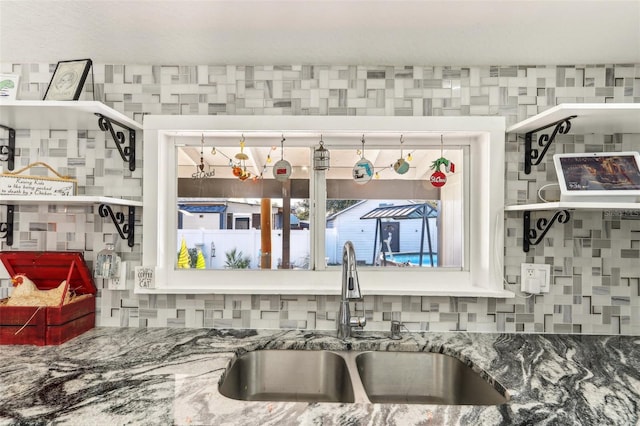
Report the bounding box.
[430,171,447,187]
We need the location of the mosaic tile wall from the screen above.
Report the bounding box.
[1,63,639,335]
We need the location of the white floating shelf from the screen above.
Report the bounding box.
[0,100,142,131]
[0,195,142,207]
[506,103,640,134]
[505,202,640,212]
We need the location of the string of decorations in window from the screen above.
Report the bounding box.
[193,133,452,187]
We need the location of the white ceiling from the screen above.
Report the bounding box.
[1,0,639,66]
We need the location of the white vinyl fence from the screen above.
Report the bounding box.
[178,229,311,269]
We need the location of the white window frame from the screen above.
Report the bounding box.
[141,115,513,298]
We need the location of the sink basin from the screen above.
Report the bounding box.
[219,349,508,405]
[355,351,508,405]
[218,350,355,403]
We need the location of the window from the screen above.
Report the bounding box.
[175,143,463,271]
[323,147,465,269]
[143,116,511,297]
[176,143,311,270]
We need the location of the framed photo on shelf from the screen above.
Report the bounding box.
[43,59,92,101]
[0,73,20,100]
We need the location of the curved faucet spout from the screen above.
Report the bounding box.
[338,241,366,339]
[342,241,361,300]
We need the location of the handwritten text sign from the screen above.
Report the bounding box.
[0,175,76,196]
[135,266,155,289]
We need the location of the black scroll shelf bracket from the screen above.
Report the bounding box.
[0,124,16,171]
[523,209,571,252]
[0,205,15,246]
[524,115,577,174]
[98,204,135,248]
[95,114,136,172]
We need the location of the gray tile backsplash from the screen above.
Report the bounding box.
[1,63,639,334]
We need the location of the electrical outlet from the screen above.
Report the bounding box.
[520,263,551,294]
[108,261,128,290]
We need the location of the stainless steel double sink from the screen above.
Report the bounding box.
[219,350,508,405]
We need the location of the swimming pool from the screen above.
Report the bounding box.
[384,252,437,266]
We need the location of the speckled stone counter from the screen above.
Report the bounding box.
[0,328,638,425]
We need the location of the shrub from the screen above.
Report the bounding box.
[224,248,251,269]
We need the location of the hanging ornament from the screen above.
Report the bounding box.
[239,167,251,180]
[430,170,447,187]
[393,158,409,174]
[313,135,330,170]
[273,135,292,182]
[230,135,252,181]
[353,135,374,185]
[192,134,215,179]
[393,134,410,175]
[198,134,205,172]
[430,134,455,187]
[235,135,249,161]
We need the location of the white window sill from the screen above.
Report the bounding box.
[134,269,515,298]
[134,286,515,298]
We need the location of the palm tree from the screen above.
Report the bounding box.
[224,248,251,269]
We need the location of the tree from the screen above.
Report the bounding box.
[293,199,309,220]
[293,199,359,220]
[326,200,359,215]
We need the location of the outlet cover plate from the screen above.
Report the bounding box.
[108,261,128,290]
[520,263,551,294]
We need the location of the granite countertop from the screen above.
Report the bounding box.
[0,328,638,425]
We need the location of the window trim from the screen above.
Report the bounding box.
[141,115,513,298]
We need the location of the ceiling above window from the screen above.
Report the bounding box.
[1,0,639,66]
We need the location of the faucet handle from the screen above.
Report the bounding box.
[350,316,366,328]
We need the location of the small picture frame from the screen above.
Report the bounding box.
[0,73,20,100]
[43,59,92,101]
[135,266,156,289]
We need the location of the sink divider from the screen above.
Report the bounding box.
[335,351,371,404]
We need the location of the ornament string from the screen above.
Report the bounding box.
[199,134,205,171]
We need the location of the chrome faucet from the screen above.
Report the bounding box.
[337,241,366,339]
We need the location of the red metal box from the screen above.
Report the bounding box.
[0,251,96,345]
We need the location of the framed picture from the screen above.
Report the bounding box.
[43,59,92,101]
[0,73,20,100]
